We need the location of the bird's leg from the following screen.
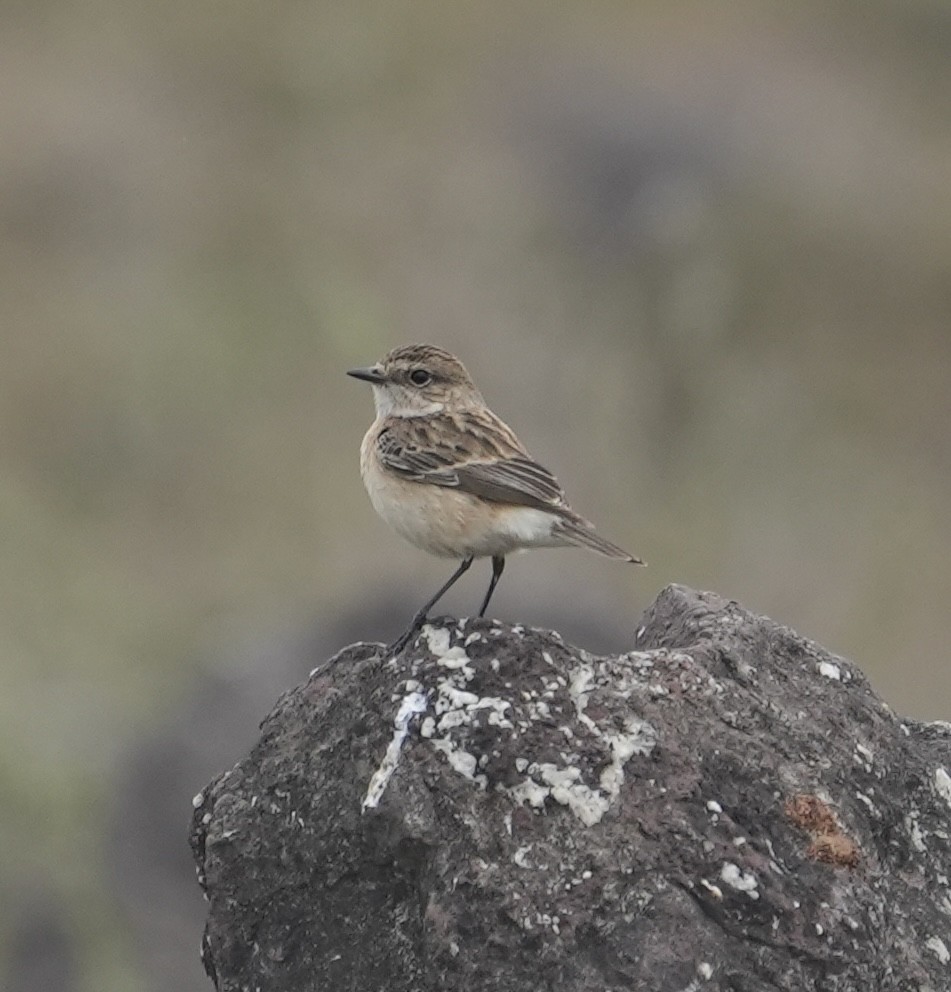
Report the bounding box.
[389,556,474,653]
[477,555,506,618]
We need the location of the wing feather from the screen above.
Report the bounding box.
[376,412,569,512]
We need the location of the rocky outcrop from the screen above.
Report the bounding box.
[191,585,951,991]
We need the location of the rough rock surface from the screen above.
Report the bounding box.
[191,585,951,991]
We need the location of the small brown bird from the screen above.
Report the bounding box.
[348,344,644,650]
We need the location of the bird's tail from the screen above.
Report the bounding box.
[553,516,645,565]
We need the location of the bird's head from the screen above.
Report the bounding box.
[348,344,484,417]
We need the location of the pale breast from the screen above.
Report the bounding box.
[359,422,564,558]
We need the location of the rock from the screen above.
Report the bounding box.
[106,593,630,992]
[190,584,951,991]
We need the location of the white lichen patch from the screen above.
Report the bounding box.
[430,738,481,782]
[422,625,453,656]
[569,665,597,717]
[436,649,473,671]
[509,777,551,809]
[529,762,608,827]
[599,719,657,794]
[436,708,474,732]
[362,691,428,811]
[494,663,656,825]
[435,684,480,711]
[513,844,534,868]
[720,862,759,899]
[700,878,723,899]
[508,713,655,825]
[371,623,660,827]
[853,742,875,774]
[935,768,951,811]
[926,936,950,964]
[818,661,841,681]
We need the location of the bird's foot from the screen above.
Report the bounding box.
[387,611,428,655]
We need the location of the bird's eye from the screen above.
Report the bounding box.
[409,369,431,386]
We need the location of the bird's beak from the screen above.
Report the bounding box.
[347,364,386,384]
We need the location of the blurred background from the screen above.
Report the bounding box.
[2,0,950,987]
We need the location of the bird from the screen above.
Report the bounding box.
[348,344,644,651]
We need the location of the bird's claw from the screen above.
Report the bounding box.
[387,613,428,655]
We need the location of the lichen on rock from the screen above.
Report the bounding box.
[191,585,951,991]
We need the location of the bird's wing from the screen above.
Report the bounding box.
[451,458,568,509]
[376,411,570,512]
